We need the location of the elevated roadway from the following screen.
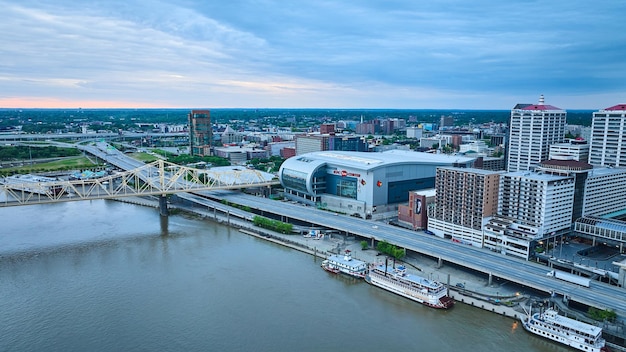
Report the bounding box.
[208,190,626,317]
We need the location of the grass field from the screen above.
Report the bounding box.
[1,151,159,176]
[129,152,160,163]
[0,156,101,176]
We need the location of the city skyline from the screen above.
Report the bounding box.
[1,1,625,110]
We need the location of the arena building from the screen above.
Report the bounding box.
[278,150,475,218]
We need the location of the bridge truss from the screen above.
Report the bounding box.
[0,160,279,207]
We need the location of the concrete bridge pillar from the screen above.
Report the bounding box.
[371,237,375,249]
[159,195,169,216]
[488,272,493,286]
[436,257,443,269]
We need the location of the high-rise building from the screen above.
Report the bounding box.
[188,110,212,156]
[582,167,626,218]
[506,95,566,172]
[428,167,502,246]
[498,171,574,237]
[589,104,626,167]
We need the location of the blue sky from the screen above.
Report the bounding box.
[1,0,625,109]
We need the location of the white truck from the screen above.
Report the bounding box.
[546,270,590,287]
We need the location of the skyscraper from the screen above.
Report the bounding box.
[506,95,566,172]
[188,110,212,156]
[589,104,626,167]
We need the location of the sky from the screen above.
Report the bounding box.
[1,1,625,110]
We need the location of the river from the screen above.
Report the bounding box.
[0,200,569,351]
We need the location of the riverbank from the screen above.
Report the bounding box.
[115,196,626,351]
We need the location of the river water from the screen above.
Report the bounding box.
[0,200,568,351]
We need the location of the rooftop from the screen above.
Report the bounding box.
[540,159,593,170]
[504,170,572,182]
[516,104,563,111]
[603,104,626,111]
[310,150,476,171]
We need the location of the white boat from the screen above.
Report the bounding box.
[365,259,454,309]
[321,250,367,278]
[521,307,609,352]
[1,174,63,195]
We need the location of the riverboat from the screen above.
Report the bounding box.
[365,259,454,309]
[521,307,609,352]
[321,250,367,278]
[1,174,63,195]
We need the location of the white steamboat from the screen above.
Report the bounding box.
[365,260,453,309]
[522,306,608,352]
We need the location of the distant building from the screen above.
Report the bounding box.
[406,126,423,139]
[214,146,269,165]
[506,95,566,172]
[439,115,454,129]
[473,156,506,171]
[356,121,377,135]
[589,104,626,167]
[280,147,296,159]
[295,134,367,155]
[549,139,589,162]
[320,124,335,134]
[490,134,505,147]
[459,140,488,154]
[188,110,212,156]
[420,135,450,149]
[221,125,244,145]
[267,141,295,157]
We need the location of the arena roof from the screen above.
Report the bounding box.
[307,150,476,171]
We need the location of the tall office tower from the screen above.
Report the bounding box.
[498,171,574,237]
[589,104,626,167]
[506,95,567,172]
[428,167,502,246]
[188,110,212,156]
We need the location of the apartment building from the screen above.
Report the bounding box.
[428,167,502,247]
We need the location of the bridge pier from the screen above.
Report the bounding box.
[488,272,493,286]
[436,257,443,269]
[159,195,169,216]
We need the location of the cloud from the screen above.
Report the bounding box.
[0,0,625,109]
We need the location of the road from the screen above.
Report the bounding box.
[92,146,626,318]
[209,190,626,317]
